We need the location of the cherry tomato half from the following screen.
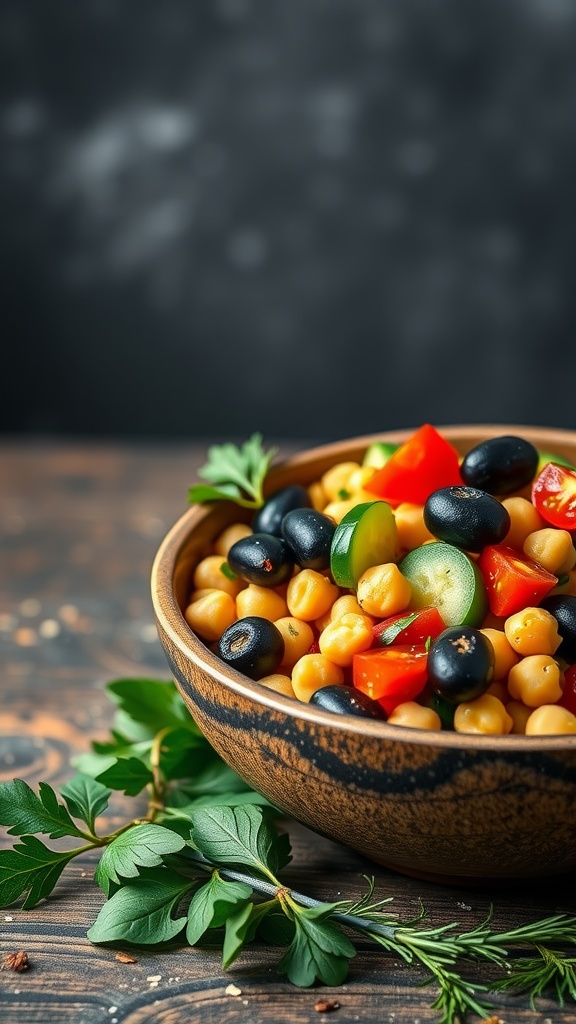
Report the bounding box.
[353,644,428,715]
[372,606,446,647]
[477,544,558,618]
[364,424,462,507]
[532,462,576,530]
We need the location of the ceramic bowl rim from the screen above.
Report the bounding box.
[151,423,576,753]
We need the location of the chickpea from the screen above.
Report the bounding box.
[394,503,435,553]
[287,570,340,621]
[318,612,374,667]
[506,699,532,735]
[214,523,252,558]
[322,497,365,523]
[501,497,545,549]
[274,616,315,671]
[236,584,288,622]
[453,694,513,735]
[184,590,237,642]
[258,673,297,698]
[479,628,519,679]
[523,528,576,576]
[507,655,563,707]
[387,702,442,730]
[486,679,510,703]
[291,653,344,702]
[356,563,412,618]
[315,594,373,633]
[504,607,561,657]
[525,704,576,735]
[347,465,378,496]
[193,554,245,598]
[321,462,363,502]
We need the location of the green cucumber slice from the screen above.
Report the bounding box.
[362,441,399,470]
[330,501,398,589]
[398,541,487,627]
[537,450,576,473]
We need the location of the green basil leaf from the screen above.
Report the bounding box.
[60,775,111,834]
[186,872,252,946]
[95,824,186,896]
[95,757,154,797]
[0,835,77,909]
[87,869,193,945]
[0,779,87,840]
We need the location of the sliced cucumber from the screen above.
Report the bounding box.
[362,441,399,470]
[330,501,398,589]
[398,541,487,628]
[537,450,576,473]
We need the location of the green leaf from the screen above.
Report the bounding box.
[95,757,154,796]
[176,791,275,810]
[60,775,111,834]
[375,612,419,645]
[105,678,196,734]
[187,483,246,505]
[222,900,275,969]
[0,779,88,840]
[186,872,252,946]
[0,835,78,909]
[278,907,356,987]
[188,434,278,509]
[167,761,254,802]
[258,909,296,946]
[88,869,193,945]
[189,805,291,882]
[95,824,186,896]
[71,733,153,778]
[157,729,210,782]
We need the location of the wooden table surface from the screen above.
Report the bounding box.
[1,440,576,1024]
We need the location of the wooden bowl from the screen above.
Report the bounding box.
[151,426,576,883]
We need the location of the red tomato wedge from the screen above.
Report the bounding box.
[477,544,558,618]
[372,606,446,647]
[353,645,428,715]
[364,424,462,506]
[532,462,576,530]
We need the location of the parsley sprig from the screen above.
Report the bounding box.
[187,433,277,508]
[1,678,576,1023]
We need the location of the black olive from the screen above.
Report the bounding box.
[227,533,294,587]
[281,508,336,570]
[218,616,285,680]
[427,626,495,703]
[423,486,510,553]
[460,436,539,495]
[309,684,387,719]
[539,595,576,663]
[252,485,312,537]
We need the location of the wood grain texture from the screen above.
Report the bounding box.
[1,441,576,1023]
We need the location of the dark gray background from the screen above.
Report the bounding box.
[2,0,576,444]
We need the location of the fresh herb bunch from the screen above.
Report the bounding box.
[1,678,576,1024]
[187,433,277,508]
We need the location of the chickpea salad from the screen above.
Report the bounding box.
[184,425,576,736]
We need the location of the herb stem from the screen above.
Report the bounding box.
[181,851,398,941]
